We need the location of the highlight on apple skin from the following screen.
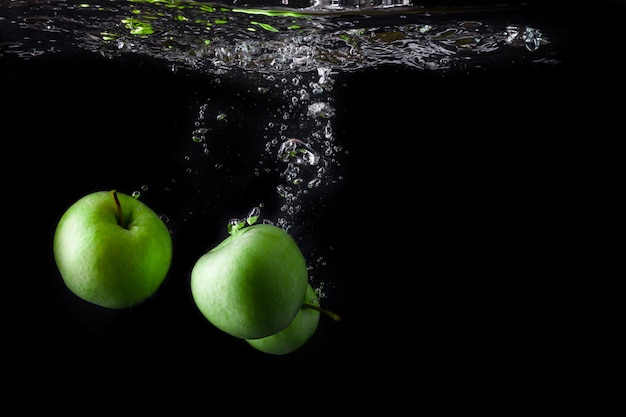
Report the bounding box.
[52,190,173,309]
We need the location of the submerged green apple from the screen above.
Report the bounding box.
[190,223,309,340]
[53,190,173,309]
[246,283,321,355]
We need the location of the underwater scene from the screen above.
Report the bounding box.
[2,0,623,393]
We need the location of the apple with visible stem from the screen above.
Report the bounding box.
[190,223,310,340]
[53,190,173,309]
[246,283,340,355]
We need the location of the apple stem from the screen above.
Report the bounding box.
[111,190,126,229]
[303,303,341,322]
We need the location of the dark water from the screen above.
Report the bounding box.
[1,0,623,396]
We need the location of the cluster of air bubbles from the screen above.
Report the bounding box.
[306,244,338,302]
[191,102,210,155]
[316,67,334,89]
[307,102,335,119]
[192,127,208,143]
[190,98,229,157]
[278,138,320,166]
[259,65,341,236]
[313,279,328,301]
[183,64,341,259]
[277,138,329,192]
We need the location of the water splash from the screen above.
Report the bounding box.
[1,0,554,72]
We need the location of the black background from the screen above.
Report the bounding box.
[2,0,622,400]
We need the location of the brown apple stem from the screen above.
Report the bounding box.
[303,303,341,322]
[111,190,126,229]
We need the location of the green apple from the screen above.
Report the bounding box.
[53,190,173,309]
[190,223,309,340]
[246,283,321,355]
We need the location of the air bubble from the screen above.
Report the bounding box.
[246,206,261,225]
